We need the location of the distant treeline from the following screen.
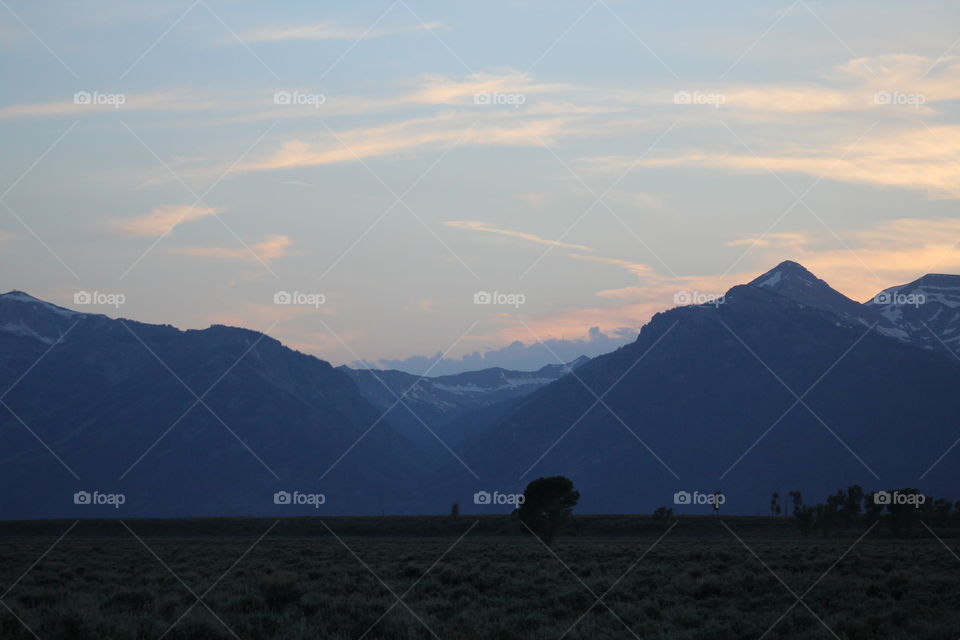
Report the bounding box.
[779,487,957,536]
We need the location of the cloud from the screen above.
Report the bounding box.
[0,71,588,124]
[0,88,240,119]
[113,204,221,237]
[568,254,658,278]
[835,53,960,103]
[279,180,319,189]
[598,123,960,199]
[405,71,583,107]
[726,232,809,249]
[664,54,960,116]
[202,71,633,175]
[372,326,636,375]
[578,55,960,198]
[514,192,552,208]
[233,21,448,44]
[444,221,593,251]
[235,110,595,173]
[172,235,292,264]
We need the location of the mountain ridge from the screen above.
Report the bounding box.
[4,260,960,517]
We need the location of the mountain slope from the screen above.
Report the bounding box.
[340,357,589,450]
[0,292,421,519]
[866,273,960,352]
[6,261,960,519]
[429,271,960,515]
[749,261,908,340]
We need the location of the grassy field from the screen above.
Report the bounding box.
[1,516,958,640]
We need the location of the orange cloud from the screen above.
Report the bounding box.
[626,123,960,199]
[237,111,590,173]
[113,204,221,237]
[173,235,293,264]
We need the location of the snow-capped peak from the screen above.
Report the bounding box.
[750,260,821,290]
[865,274,960,351]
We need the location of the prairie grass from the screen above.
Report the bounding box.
[1,523,957,639]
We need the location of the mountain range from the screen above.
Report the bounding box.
[2,261,959,519]
[340,357,589,453]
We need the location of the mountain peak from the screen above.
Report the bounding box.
[2,290,43,302]
[749,260,819,289]
[866,272,960,349]
[743,260,889,331]
[0,290,82,317]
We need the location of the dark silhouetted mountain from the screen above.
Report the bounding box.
[5,260,960,519]
[0,291,421,519]
[429,265,960,515]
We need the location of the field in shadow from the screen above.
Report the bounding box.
[1,516,958,639]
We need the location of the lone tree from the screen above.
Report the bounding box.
[517,476,580,546]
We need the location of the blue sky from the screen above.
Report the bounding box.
[3,0,960,372]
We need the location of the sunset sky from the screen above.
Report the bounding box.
[3,0,960,373]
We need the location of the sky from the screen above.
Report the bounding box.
[2,0,960,374]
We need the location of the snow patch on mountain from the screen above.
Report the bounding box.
[755,269,784,288]
[0,321,57,344]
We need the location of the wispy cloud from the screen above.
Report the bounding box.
[236,111,591,173]
[578,55,960,198]
[445,221,593,251]
[0,88,238,119]
[567,254,656,277]
[232,21,448,44]
[632,124,960,199]
[0,71,587,123]
[172,235,292,263]
[113,204,221,237]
